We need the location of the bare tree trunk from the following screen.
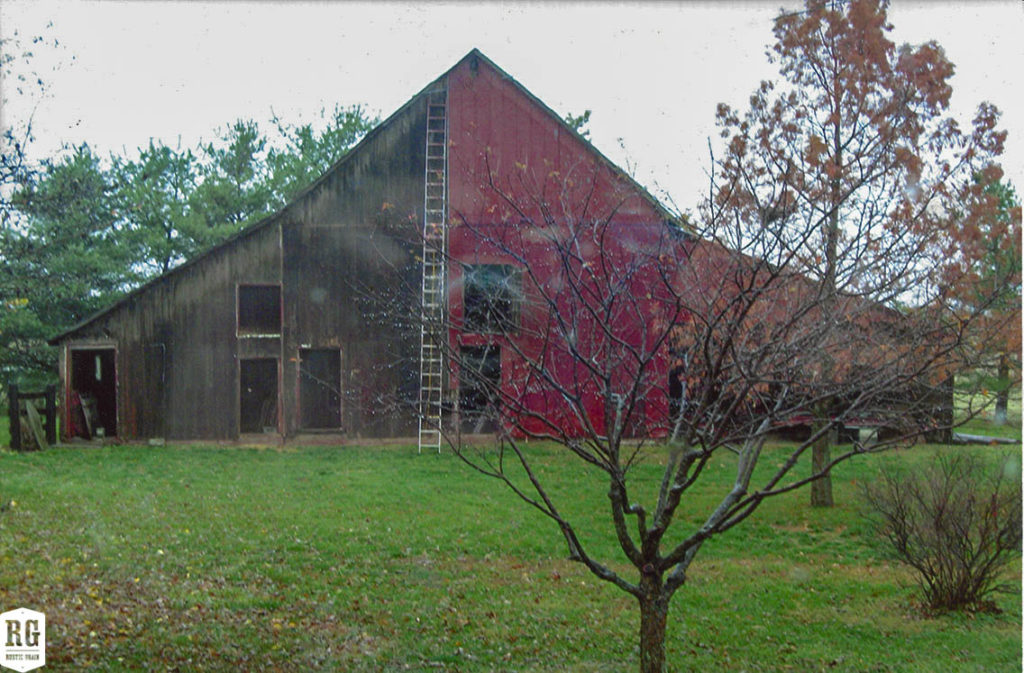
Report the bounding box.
[638,576,669,673]
[812,60,842,509]
[810,418,834,507]
[638,600,668,673]
[994,353,1009,426]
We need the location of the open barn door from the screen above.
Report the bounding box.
[240,358,279,434]
[69,347,117,439]
[459,344,501,434]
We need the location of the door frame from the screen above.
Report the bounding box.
[296,346,343,431]
[65,342,118,440]
[238,357,281,435]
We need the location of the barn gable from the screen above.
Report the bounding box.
[51,49,680,443]
[447,50,676,228]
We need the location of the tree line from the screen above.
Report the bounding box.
[1,56,377,388]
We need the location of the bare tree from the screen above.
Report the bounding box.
[862,451,1022,613]
[429,158,998,671]
[399,5,1014,672]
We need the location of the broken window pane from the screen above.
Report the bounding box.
[463,265,520,333]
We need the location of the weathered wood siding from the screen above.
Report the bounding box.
[62,222,283,440]
[58,94,428,441]
[280,95,426,437]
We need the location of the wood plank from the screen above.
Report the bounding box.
[24,401,49,451]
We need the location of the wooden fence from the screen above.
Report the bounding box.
[7,383,57,450]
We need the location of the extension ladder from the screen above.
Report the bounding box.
[418,90,448,453]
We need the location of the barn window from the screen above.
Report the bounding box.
[238,285,281,335]
[463,265,521,333]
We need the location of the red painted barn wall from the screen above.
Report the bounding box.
[446,56,679,438]
[447,56,663,227]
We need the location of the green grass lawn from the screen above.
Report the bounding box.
[0,439,1019,672]
[955,390,1022,440]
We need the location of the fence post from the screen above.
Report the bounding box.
[8,382,20,451]
[45,384,57,445]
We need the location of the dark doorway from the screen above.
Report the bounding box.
[299,348,342,429]
[459,345,501,433]
[240,358,278,433]
[70,348,118,438]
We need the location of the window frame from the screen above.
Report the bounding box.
[461,264,522,334]
[237,284,282,337]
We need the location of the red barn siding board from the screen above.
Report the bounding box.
[448,57,663,227]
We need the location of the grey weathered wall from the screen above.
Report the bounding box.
[280,94,426,437]
[65,222,282,440]
[59,91,430,441]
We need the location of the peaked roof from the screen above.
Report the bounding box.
[454,49,684,228]
[51,48,687,345]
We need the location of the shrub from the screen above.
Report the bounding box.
[862,451,1022,613]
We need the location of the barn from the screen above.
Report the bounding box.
[49,49,684,448]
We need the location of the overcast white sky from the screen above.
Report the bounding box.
[1,1,1021,214]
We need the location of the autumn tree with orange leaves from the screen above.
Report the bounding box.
[709,0,1012,505]
[943,178,1021,425]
